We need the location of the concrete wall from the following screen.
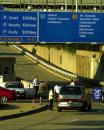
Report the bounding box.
[76,50,102,80]
[20,45,104,82]
[21,45,76,74]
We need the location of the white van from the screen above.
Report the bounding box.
[56,85,92,112]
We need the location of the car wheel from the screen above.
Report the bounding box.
[81,103,88,112]
[0,96,8,103]
[57,107,62,112]
[88,104,92,111]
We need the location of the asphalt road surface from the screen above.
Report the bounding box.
[0,102,104,130]
[0,45,68,82]
[1,45,104,130]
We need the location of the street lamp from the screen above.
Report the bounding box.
[0,0,2,5]
[72,0,74,12]
[20,0,22,10]
[54,0,56,11]
[65,0,67,12]
[46,0,48,11]
[0,0,3,10]
[27,5,31,11]
[27,0,32,11]
[23,0,26,11]
[93,7,96,12]
[75,0,78,12]
[100,0,102,12]
[80,0,82,12]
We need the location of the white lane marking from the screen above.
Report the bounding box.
[65,118,79,123]
[100,103,104,105]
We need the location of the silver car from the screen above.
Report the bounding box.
[4,82,25,99]
[56,85,92,112]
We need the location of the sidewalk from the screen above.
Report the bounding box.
[0,101,48,121]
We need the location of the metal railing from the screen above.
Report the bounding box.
[0,0,104,5]
[0,0,104,12]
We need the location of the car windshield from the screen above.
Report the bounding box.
[60,86,82,95]
[6,83,24,88]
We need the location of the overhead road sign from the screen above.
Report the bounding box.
[0,11,104,43]
[0,11,38,43]
[92,87,102,101]
[39,12,104,43]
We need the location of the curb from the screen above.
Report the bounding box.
[0,105,48,121]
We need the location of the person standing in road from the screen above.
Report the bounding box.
[54,84,61,101]
[38,81,48,105]
[70,79,75,86]
[54,84,61,94]
[33,76,40,97]
[48,89,54,110]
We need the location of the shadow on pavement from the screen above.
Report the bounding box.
[0,104,48,121]
[0,103,19,110]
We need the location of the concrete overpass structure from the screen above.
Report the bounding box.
[17,44,104,87]
[0,44,103,87]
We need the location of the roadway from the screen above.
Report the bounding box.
[1,45,104,129]
[0,45,68,82]
[0,102,104,130]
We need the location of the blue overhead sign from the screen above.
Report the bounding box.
[92,87,102,101]
[39,12,104,43]
[0,11,38,42]
[0,11,104,43]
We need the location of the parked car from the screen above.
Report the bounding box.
[0,86,16,103]
[56,85,92,112]
[4,82,25,99]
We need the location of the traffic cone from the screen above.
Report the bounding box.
[20,104,23,112]
[32,100,35,109]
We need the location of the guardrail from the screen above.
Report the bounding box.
[12,45,77,81]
